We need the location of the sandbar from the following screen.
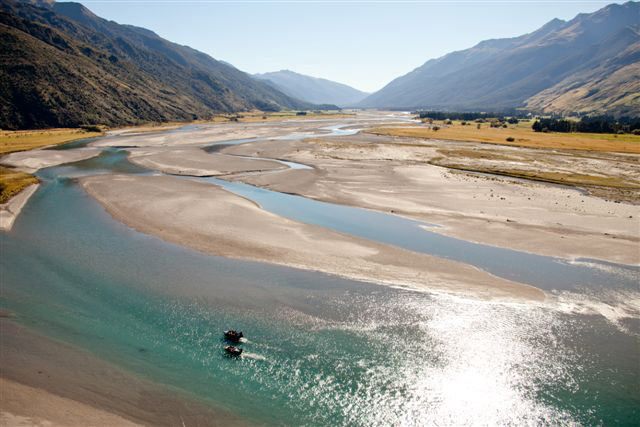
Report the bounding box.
[0,148,101,173]
[223,134,640,265]
[82,174,544,301]
[128,147,286,176]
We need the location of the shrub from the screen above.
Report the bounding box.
[506,137,515,142]
[477,124,481,129]
[633,129,640,135]
[80,125,101,132]
[502,124,508,128]
[445,120,453,125]
[296,111,307,116]
[432,126,440,131]
[461,121,467,125]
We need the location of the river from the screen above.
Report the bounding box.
[1,123,638,425]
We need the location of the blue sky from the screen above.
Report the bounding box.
[70,0,624,92]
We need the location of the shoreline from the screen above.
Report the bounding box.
[0,184,39,231]
[0,319,247,426]
[0,148,103,231]
[81,174,545,301]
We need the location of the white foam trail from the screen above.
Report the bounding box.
[242,352,267,361]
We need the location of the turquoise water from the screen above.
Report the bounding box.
[2,133,639,425]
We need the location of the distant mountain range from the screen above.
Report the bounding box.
[359,1,640,116]
[0,0,330,129]
[254,70,368,107]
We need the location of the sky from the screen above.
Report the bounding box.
[68,0,625,92]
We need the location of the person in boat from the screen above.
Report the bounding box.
[225,345,243,356]
[224,330,243,343]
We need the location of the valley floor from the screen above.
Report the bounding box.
[1,111,638,424]
[223,126,639,265]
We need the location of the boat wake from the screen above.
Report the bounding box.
[241,352,267,361]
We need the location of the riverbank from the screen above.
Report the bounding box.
[0,128,103,207]
[81,174,544,301]
[0,148,102,230]
[223,132,639,265]
[0,184,39,231]
[0,319,246,426]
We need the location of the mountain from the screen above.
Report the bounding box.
[0,0,321,130]
[359,1,640,116]
[254,70,368,107]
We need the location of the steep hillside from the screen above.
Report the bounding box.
[524,31,640,116]
[0,0,314,129]
[254,70,368,106]
[359,1,640,116]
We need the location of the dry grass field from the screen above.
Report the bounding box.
[0,128,103,155]
[366,122,640,154]
[0,166,38,204]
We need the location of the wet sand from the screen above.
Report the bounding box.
[82,174,544,301]
[1,378,141,427]
[0,319,247,426]
[223,134,639,265]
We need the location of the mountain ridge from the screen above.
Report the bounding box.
[359,1,639,116]
[254,69,368,107]
[0,0,327,129]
